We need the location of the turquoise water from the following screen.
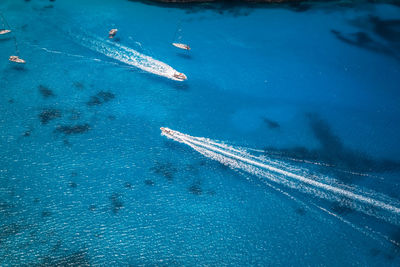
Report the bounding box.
[1,0,400,265]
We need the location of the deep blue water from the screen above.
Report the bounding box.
[1,0,400,266]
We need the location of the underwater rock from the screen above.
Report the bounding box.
[23,130,32,137]
[36,250,90,266]
[295,207,306,216]
[109,193,124,214]
[370,248,381,257]
[150,162,177,181]
[124,182,132,188]
[264,114,400,177]
[331,201,354,215]
[144,179,154,186]
[73,81,85,90]
[368,16,400,43]
[38,85,55,98]
[263,117,280,129]
[69,181,77,188]
[188,182,202,195]
[39,109,61,124]
[41,210,53,217]
[86,91,115,106]
[55,123,90,135]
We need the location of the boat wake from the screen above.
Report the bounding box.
[74,33,186,81]
[161,127,400,229]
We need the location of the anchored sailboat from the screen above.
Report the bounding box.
[9,55,25,64]
[172,43,190,51]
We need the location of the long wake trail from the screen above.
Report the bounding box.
[70,32,185,81]
[161,128,400,227]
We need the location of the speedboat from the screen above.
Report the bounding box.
[109,29,118,39]
[173,72,187,81]
[172,43,190,50]
[9,56,25,64]
[0,29,11,35]
[160,127,173,136]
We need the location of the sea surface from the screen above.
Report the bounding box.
[1,0,400,266]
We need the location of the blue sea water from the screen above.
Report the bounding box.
[1,0,400,265]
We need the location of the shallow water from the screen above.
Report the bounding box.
[1,0,400,266]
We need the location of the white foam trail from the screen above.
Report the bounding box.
[76,33,186,81]
[161,128,400,225]
[35,45,138,70]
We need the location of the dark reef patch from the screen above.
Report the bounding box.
[35,250,90,266]
[188,182,202,195]
[39,109,61,125]
[8,99,14,104]
[144,179,154,186]
[368,16,400,43]
[73,81,85,90]
[150,162,177,181]
[263,117,280,129]
[264,114,400,178]
[55,123,90,135]
[0,223,22,242]
[41,210,53,218]
[332,14,400,60]
[295,206,306,216]
[86,91,115,106]
[331,199,354,215]
[286,1,312,12]
[124,182,132,189]
[331,29,397,59]
[38,85,55,98]
[370,248,381,257]
[63,139,72,146]
[109,193,124,214]
[23,129,32,137]
[69,181,77,188]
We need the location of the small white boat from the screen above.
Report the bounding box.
[172,43,190,50]
[9,56,25,64]
[160,127,173,136]
[173,72,187,81]
[0,29,11,35]
[109,29,118,39]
